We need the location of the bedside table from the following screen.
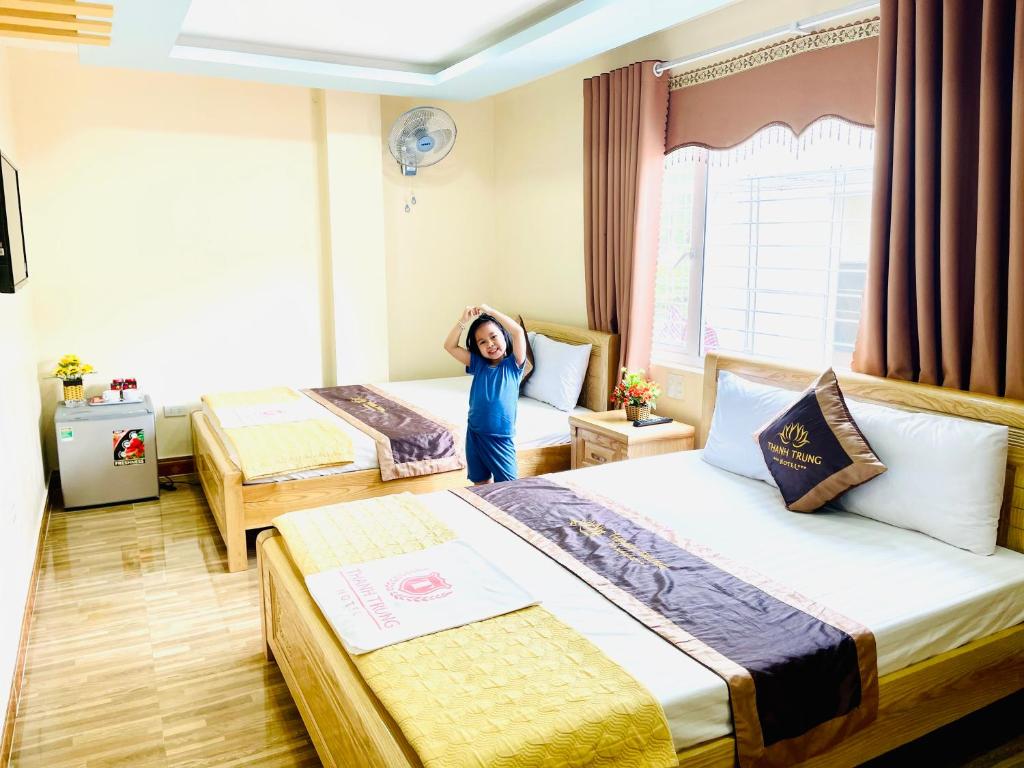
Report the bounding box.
[569,410,695,470]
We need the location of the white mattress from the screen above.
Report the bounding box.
[406,450,1024,750]
[206,376,590,484]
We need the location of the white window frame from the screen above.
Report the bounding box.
[652,121,873,372]
[651,160,707,370]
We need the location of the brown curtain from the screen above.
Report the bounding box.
[584,61,669,372]
[854,0,1024,399]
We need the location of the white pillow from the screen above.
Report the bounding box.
[833,400,1008,555]
[702,371,798,483]
[522,333,592,411]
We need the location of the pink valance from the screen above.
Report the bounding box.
[666,35,879,152]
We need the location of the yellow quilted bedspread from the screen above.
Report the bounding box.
[275,494,677,768]
[224,420,354,481]
[204,387,302,408]
[203,388,354,482]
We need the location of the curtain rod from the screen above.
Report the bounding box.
[653,0,881,77]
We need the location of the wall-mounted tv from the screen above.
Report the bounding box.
[0,152,28,294]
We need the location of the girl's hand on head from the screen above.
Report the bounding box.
[460,306,476,323]
[479,304,495,315]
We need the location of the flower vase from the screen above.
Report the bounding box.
[625,403,651,421]
[62,377,85,407]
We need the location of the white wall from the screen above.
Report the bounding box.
[8,50,326,461]
[381,96,498,382]
[321,90,390,384]
[0,43,47,733]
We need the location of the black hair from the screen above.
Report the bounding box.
[465,313,513,362]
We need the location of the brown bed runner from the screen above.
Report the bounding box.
[305,385,464,481]
[454,477,878,768]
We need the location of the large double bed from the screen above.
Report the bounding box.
[191,319,619,571]
[256,353,1024,767]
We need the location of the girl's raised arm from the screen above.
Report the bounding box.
[443,306,476,367]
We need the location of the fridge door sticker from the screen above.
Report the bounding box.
[113,428,146,466]
[59,427,74,442]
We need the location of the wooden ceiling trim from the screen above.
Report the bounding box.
[0,9,112,32]
[0,0,112,18]
[0,21,110,45]
[0,0,112,45]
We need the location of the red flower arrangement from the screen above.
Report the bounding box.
[611,368,661,408]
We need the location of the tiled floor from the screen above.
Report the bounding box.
[8,481,318,768]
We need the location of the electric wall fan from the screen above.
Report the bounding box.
[387,106,457,176]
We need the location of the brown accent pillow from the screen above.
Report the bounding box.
[517,315,535,393]
[755,369,886,512]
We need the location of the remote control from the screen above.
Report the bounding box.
[633,416,673,427]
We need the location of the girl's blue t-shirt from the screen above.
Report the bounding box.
[466,354,524,437]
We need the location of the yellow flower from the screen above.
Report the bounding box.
[52,354,94,380]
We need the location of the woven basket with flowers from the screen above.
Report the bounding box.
[611,368,661,421]
[52,354,95,406]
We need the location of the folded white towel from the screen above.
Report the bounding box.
[306,540,537,654]
[212,396,325,429]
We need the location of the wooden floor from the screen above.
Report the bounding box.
[8,481,318,768]
[6,480,1023,768]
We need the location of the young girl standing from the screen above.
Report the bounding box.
[443,304,527,484]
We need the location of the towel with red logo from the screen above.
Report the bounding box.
[305,540,536,654]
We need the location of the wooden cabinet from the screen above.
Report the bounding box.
[569,410,695,470]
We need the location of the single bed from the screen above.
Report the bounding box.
[256,352,1024,767]
[192,319,619,571]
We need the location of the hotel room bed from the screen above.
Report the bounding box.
[256,352,1024,767]
[192,319,619,571]
[203,376,594,484]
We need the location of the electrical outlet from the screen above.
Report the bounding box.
[163,404,189,418]
[667,373,685,400]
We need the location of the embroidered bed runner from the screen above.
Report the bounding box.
[304,385,465,481]
[273,494,677,768]
[202,388,355,482]
[455,478,879,768]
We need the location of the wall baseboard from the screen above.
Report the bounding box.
[158,455,195,477]
[0,474,55,768]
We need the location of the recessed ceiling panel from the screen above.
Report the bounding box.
[80,0,742,100]
[180,0,578,69]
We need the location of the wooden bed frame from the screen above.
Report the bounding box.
[256,352,1024,767]
[193,319,620,571]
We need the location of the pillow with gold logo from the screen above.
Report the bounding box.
[755,369,886,512]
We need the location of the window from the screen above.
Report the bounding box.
[653,117,874,369]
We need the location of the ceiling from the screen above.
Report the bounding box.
[75,0,736,100]
[179,0,584,71]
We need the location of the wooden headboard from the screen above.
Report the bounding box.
[701,353,1024,554]
[522,319,620,412]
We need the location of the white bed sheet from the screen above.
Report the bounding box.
[205,376,590,484]
[403,450,1024,750]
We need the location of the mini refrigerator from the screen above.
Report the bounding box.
[55,395,159,508]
